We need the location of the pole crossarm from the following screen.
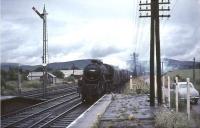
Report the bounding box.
[139,8,170,11]
[139,1,170,6]
[139,0,170,19]
[139,15,170,18]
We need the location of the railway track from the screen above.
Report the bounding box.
[20,84,78,99]
[1,92,83,128]
[23,87,77,99]
[28,104,88,128]
[2,84,78,99]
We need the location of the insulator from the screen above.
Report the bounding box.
[140,0,141,4]
[140,6,141,10]
[168,6,170,10]
[146,13,148,16]
[146,6,148,9]
[140,13,142,16]
[146,0,148,3]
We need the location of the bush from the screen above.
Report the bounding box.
[155,110,192,128]
[6,81,17,90]
[195,79,200,92]
[64,75,75,82]
[22,80,42,89]
[170,92,187,112]
[52,70,64,79]
[2,81,18,94]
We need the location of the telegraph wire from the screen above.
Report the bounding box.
[134,0,140,53]
[160,0,178,60]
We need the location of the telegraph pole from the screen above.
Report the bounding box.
[133,53,137,77]
[72,63,75,75]
[139,63,142,76]
[139,0,170,105]
[193,57,195,84]
[18,64,21,95]
[131,52,138,77]
[72,63,75,84]
[161,61,164,75]
[32,5,48,98]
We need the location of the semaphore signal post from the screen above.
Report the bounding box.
[139,0,170,106]
[32,5,49,98]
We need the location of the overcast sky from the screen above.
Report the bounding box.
[1,0,200,68]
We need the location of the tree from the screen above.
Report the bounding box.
[34,66,52,72]
[52,70,64,79]
[34,66,44,72]
[8,68,18,81]
[1,70,7,89]
[70,63,79,70]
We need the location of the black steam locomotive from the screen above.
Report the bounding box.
[78,59,130,102]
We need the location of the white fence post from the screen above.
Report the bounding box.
[130,75,133,90]
[168,76,170,108]
[162,76,165,104]
[175,77,179,112]
[187,78,190,120]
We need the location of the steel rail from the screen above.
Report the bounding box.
[29,102,82,128]
[1,92,77,118]
[3,95,80,128]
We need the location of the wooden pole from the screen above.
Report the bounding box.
[162,76,165,104]
[168,76,170,108]
[139,0,170,106]
[175,77,179,112]
[155,0,162,105]
[187,78,190,120]
[150,0,155,106]
[18,64,21,95]
[193,57,195,84]
[130,75,133,90]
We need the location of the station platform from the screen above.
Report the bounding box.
[0,96,16,101]
[67,94,112,128]
[67,94,156,128]
[100,94,155,128]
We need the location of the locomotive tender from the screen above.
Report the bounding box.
[78,59,130,102]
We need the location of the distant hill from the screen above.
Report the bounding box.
[1,58,200,72]
[163,58,200,71]
[164,69,200,91]
[1,59,93,71]
[133,58,200,74]
[47,59,92,70]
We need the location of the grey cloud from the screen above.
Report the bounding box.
[89,46,122,58]
[162,24,200,59]
[2,39,41,62]
[160,0,200,60]
[1,38,22,53]
[1,0,200,65]
[171,0,200,26]
[49,42,83,55]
